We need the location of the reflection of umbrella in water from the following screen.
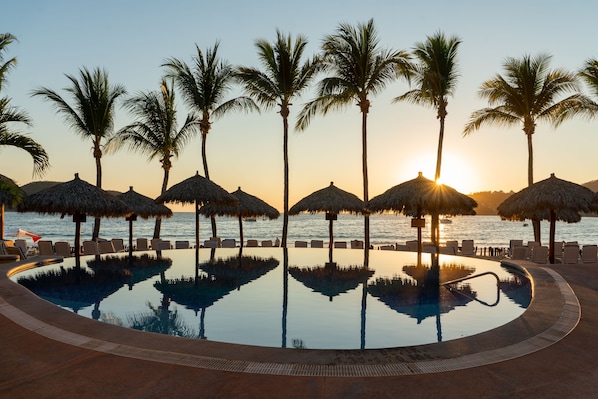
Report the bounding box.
[87,253,173,289]
[17,265,127,316]
[154,274,238,339]
[17,173,131,267]
[368,262,476,342]
[369,172,477,260]
[199,187,279,248]
[200,254,279,289]
[498,173,598,263]
[289,262,374,301]
[0,174,24,240]
[155,171,238,250]
[289,182,365,249]
[117,186,173,257]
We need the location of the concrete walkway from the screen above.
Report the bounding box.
[1,256,597,398]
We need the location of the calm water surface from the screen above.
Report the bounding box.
[12,248,530,349]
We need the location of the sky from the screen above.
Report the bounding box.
[2,0,597,211]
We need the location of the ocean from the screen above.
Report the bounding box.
[4,211,598,251]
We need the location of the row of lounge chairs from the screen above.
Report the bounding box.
[509,240,598,264]
[377,240,476,256]
[293,240,364,249]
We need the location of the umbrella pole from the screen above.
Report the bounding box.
[329,218,333,249]
[74,219,81,269]
[128,217,134,259]
[195,201,200,250]
[549,210,556,264]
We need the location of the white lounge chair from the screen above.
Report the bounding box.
[310,240,324,248]
[82,240,98,255]
[406,240,419,252]
[334,241,347,248]
[379,245,395,250]
[582,245,598,264]
[37,240,54,256]
[246,239,259,247]
[350,240,364,249]
[203,239,219,248]
[294,240,308,248]
[136,238,149,251]
[461,240,475,256]
[562,245,580,264]
[14,239,29,256]
[98,240,115,254]
[175,240,190,249]
[531,245,548,264]
[261,240,273,247]
[221,239,235,248]
[54,241,71,257]
[111,238,125,252]
[511,246,528,260]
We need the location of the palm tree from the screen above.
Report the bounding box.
[237,30,322,248]
[0,33,50,177]
[107,79,199,238]
[394,31,461,248]
[32,67,126,240]
[579,58,598,116]
[296,19,412,251]
[163,42,258,239]
[463,54,591,242]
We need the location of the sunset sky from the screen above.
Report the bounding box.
[2,0,597,211]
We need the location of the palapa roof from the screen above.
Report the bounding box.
[368,172,477,216]
[199,187,279,219]
[17,173,131,218]
[117,186,172,219]
[155,171,238,206]
[497,173,598,223]
[289,182,365,215]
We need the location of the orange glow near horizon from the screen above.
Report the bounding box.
[405,152,478,195]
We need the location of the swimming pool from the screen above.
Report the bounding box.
[12,248,531,350]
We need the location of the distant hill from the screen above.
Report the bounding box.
[468,191,514,215]
[582,179,598,192]
[21,181,122,197]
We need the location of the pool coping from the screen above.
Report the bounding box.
[0,255,579,377]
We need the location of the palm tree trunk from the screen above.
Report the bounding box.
[361,109,370,251]
[281,116,290,248]
[431,114,446,249]
[0,203,4,240]
[201,133,218,240]
[92,145,102,241]
[527,133,541,242]
[154,167,170,238]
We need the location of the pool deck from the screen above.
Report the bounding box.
[1,254,597,398]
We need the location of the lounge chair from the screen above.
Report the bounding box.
[175,240,190,249]
[350,240,364,249]
[246,239,259,247]
[405,240,418,252]
[395,244,410,251]
[37,240,54,256]
[562,245,580,264]
[82,240,98,255]
[440,246,456,255]
[531,245,548,264]
[98,240,115,254]
[221,239,236,248]
[445,240,459,254]
[111,238,126,252]
[136,238,149,251]
[0,241,19,263]
[4,245,25,260]
[334,241,347,248]
[159,240,171,250]
[509,239,523,257]
[310,240,324,248]
[151,238,161,250]
[461,240,475,256]
[511,246,528,260]
[54,241,72,257]
[423,245,437,254]
[203,239,219,248]
[14,239,29,256]
[261,240,273,247]
[582,245,598,263]
[379,245,395,250]
[294,240,308,248]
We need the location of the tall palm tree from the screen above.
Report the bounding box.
[32,67,126,240]
[163,42,258,239]
[296,19,412,251]
[237,30,322,248]
[0,33,49,177]
[394,31,461,248]
[107,79,199,238]
[463,54,591,242]
[579,58,598,116]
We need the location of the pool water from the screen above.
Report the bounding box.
[13,248,531,350]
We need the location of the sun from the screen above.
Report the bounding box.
[403,152,478,194]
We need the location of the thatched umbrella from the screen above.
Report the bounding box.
[18,173,131,267]
[289,182,365,249]
[155,172,237,250]
[117,186,173,257]
[0,174,24,240]
[368,172,477,259]
[497,173,598,263]
[199,187,279,248]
